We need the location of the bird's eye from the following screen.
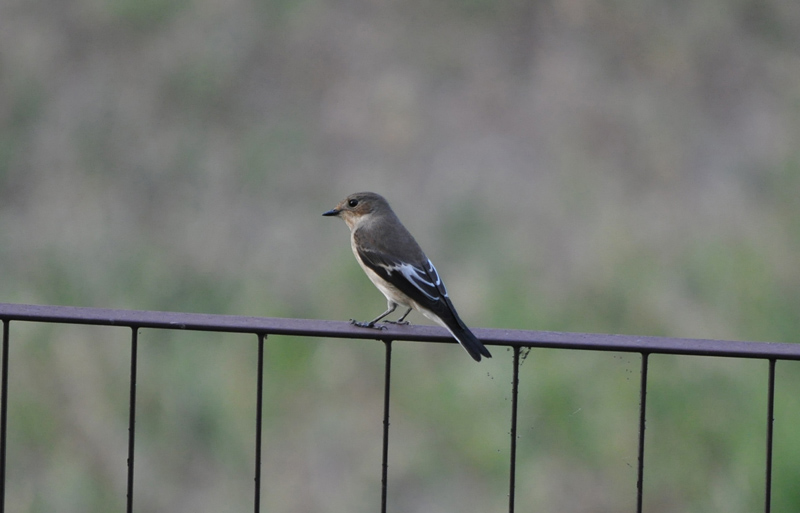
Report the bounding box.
[348,199,359,207]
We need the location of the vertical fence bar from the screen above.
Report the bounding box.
[0,320,9,510]
[254,334,266,513]
[126,327,139,513]
[380,340,393,513]
[764,359,776,513]
[636,352,650,513]
[509,345,521,513]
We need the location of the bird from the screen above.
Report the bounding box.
[323,192,492,362]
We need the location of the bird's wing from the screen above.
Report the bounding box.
[357,241,492,361]
[357,245,450,308]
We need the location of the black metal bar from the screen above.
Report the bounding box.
[1,303,798,361]
[0,320,9,511]
[765,359,776,513]
[509,346,520,513]
[636,353,649,513]
[0,302,797,511]
[126,327,138,513]
[380,340,392,513]
[254,333,266,513]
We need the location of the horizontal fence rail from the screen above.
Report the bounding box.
[2,303,799,359]
[1,302,798,513]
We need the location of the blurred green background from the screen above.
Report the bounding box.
[1,0,800,511]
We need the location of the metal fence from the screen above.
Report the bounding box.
[1,302,799,513]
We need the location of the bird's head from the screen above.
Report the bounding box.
[322,192,391,230]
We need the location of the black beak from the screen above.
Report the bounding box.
[322,208,340,217]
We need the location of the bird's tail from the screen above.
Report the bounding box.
[446,323,492,362]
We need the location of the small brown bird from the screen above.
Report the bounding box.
[323,192,491,362]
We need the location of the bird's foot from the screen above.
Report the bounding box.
[382,319,410,326]
[350,319,387,330]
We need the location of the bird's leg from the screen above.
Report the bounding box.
[383,307,412,325]
[350,303,396,329]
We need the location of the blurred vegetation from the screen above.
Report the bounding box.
[1,0,799,511]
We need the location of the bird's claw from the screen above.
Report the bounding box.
[350,319,387,330]
[382,320,410,326]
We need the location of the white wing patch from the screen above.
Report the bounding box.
[424,259,448,297]
[387,259,448,301]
